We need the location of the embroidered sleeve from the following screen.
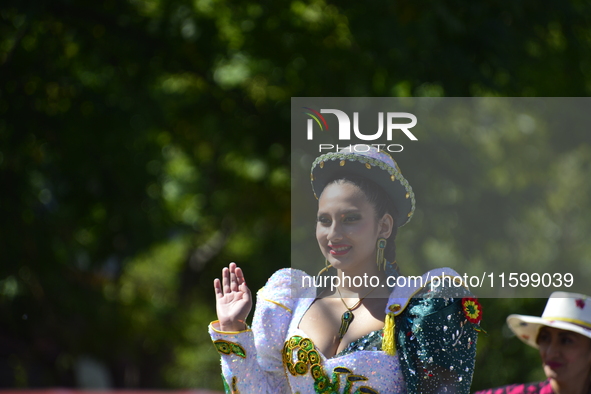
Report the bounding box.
[209,268,306,394]
[395,275,480,394]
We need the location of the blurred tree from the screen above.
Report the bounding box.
[1,0,590,391]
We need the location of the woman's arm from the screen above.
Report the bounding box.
[210,267,298,394]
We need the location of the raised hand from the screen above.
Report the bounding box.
[213,262,252,332]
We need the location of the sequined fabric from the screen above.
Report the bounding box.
[335,329,383,358]
[209,268,479,394]
[393,274,477,393]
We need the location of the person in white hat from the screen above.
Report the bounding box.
[475,292,591,394]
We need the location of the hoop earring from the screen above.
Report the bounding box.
[376,238,387,271]
[317,259,332,277]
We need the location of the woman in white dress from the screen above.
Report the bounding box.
[209,146,483,394]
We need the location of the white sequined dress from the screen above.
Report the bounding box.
[209,268,479,394]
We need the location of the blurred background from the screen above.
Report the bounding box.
[2,0,591,392]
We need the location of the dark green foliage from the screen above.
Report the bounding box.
[1,0,590,390]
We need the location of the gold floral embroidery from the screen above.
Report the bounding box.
[283,335,380,394]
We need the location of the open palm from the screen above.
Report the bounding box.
[214,262,252,332]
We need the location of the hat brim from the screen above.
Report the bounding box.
[311,152,415,227]
[507,314,591,349]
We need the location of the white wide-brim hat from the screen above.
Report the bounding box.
[507,291,591,349]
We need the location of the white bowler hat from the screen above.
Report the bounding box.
[507,291,591,349]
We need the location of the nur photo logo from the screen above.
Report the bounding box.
[303,107,418,152]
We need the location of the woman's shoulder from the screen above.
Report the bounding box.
[264,267,310,283]
[385,267,471,314]
[390,268,481,394]
[257,268,315,310]
[260,268,312,291]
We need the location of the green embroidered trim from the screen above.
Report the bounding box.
[283,335,380,394]
[221,374,230,394]
[312,152,400,179]
[213,340,246,358]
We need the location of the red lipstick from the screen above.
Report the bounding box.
[329,244,351,256]
[545,361,563,369]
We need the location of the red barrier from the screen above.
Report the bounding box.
[0,391,223,394]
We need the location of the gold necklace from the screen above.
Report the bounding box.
[335,287,376,339]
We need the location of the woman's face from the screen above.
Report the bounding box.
[316,181,392,274]
[537,326,591,387]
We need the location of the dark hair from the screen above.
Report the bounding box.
[321,173,399,267]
